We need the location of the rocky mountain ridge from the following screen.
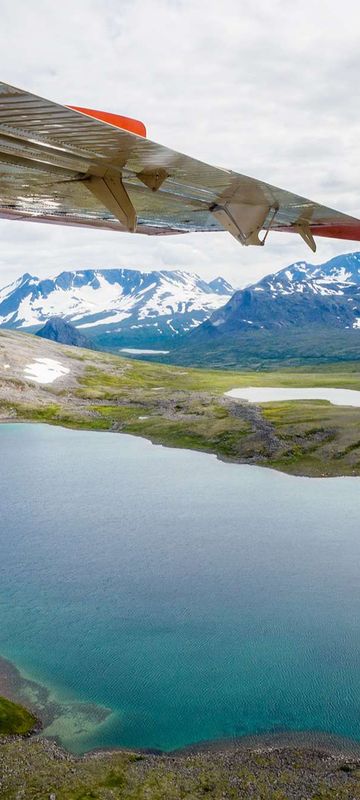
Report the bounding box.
[36,317,94,349]
[206,252,360,334]
[0,268,234,350]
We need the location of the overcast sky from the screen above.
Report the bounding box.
[0,0,359,289]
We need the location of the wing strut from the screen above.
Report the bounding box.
[293,222,317,253]
[83,172,137,232]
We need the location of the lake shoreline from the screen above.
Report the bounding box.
[2,652,360,762]
[2,416,360,480]
[225,386,360,407]
[4,732,360,800]
[2,423,360,756]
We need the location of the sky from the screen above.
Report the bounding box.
[0,0,359,289]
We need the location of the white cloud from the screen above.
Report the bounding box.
[0,0,359,288]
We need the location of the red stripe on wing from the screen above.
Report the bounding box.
[276,223,360,243]
[67,106,146,137]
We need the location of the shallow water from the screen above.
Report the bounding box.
[1,423,360,753]
[225,386,360,406]
[120,347,169,354]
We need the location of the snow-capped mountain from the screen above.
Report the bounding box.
[165,252,360,369]
[0,268,234,349]
[200,252,360,334]
[249,252,360,300]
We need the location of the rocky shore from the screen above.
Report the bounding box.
[3,655,360,798]
[3,732,360,799]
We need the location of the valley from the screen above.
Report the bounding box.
[2,263,360,798]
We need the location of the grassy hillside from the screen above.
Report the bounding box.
[2,329,360,476]
[0,696,36,736]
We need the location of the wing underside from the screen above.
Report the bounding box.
[0,81,359,252]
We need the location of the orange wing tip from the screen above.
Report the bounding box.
[67,106,146,138]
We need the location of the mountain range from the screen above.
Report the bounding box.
[0,268,233,350]
[1,253,360,368]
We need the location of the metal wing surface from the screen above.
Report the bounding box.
[0,81,359,252]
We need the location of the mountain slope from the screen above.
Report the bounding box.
[0,268,233,350]
[36,317,94,349]
[166,252,360,369]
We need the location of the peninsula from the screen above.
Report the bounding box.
[1,328,360,477]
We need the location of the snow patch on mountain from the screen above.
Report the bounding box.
[258,253,360,302]
[24,358,70,384]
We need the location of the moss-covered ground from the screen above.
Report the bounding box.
[0,696,37,736]
[3,737,360,799]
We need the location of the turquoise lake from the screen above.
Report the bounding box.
[1,422,360,753]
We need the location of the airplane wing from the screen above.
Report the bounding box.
[0,81,359,253]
